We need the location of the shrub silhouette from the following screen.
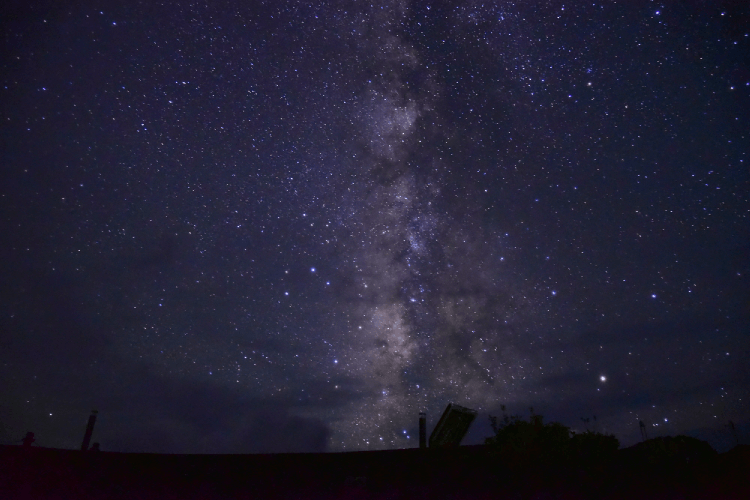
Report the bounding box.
[485,406,619,473]
[570,430,620,468]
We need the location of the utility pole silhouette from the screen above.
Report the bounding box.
[639,420,647,441]
[81,410,98,451]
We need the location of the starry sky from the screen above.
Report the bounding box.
[1,0,748,454]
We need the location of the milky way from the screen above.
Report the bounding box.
[1,1,748,453]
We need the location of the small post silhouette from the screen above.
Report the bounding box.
[639,420,647,441]
[419,412,427,449]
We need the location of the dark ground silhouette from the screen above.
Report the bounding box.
[1,441,748,499]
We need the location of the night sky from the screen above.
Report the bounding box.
[2,0,748,455]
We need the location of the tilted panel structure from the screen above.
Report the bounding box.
[428,403,477,448]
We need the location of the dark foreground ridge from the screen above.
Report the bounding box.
[1,441,748,499]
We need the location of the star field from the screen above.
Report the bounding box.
[1,1,748,453]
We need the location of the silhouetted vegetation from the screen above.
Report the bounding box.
[21,432,35,447]
[478,406,750,499]
[482,406,622,498]
[485,405,619,472]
